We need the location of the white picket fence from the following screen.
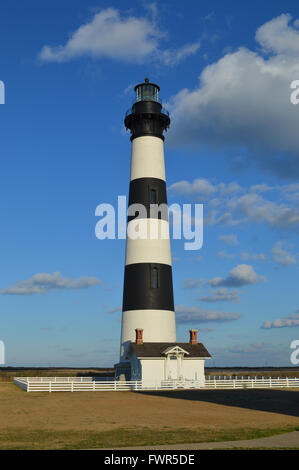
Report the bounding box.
[14,376,299,392]
[204,376,299,389]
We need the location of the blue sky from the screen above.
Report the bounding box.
[0,0,298,367]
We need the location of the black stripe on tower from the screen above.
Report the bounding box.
[122,263,174,312]
[128,177,168,222]
[124,101,170,141]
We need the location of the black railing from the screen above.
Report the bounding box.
[125,106,170,118]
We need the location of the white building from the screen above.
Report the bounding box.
[115,329,210,385]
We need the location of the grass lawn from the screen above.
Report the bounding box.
[0,382,298,449]
[0,426,298,450]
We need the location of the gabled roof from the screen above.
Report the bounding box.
[162,345,190,355]
[129,342,211,358]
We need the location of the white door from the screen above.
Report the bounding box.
[166,356,178,379]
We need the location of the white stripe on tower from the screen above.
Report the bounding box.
[125,219,171,265]
[130,136,166,181]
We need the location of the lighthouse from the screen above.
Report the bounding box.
[115,79,210,383]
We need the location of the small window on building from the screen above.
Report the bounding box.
[169,355,177,360]
[151,267,158,289]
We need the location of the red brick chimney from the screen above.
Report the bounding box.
[189,329,198,345]
[135,328,144,345]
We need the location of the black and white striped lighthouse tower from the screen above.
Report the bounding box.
[119,78,176,364]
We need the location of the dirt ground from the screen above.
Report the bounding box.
[1,383,298,433]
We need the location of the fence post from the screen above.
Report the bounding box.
[114,381,117,391]
[214,378,216,389]
[286,377,289,388]
[270,377,272,388]
[49,381,51,393]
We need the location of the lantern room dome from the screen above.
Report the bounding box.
[134,78,160,103]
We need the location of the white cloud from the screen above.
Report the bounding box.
[271,241,296,266]
[143,2,159,22]
[169,178,217,198]
[39,8,160,63]
[182,278,203,289]
[227,193,299,229]
[250,184,274,193]
[193,255,203,262]
[176,304,241,323]
[219,234,239,246]
[207,264,266,288]
[203,12,214,21]
[38,8,199,66]
[256,13,299,54]
[211,341,290,366]
[280,184,299,204]
[200,288,240,303]
[218,182,242,196]
[161,41,200,66]
[105,306,122,314]
[217,250,235,259]
[226,342,275,354]
[261,311,299,329]
[167,14,299,176]
[0,272,102,295]
[241,252,267,261]
[169,179,241,200]
[169,177,299,230]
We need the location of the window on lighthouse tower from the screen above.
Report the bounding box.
[151,267,158,289]
[150,189,157,204]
